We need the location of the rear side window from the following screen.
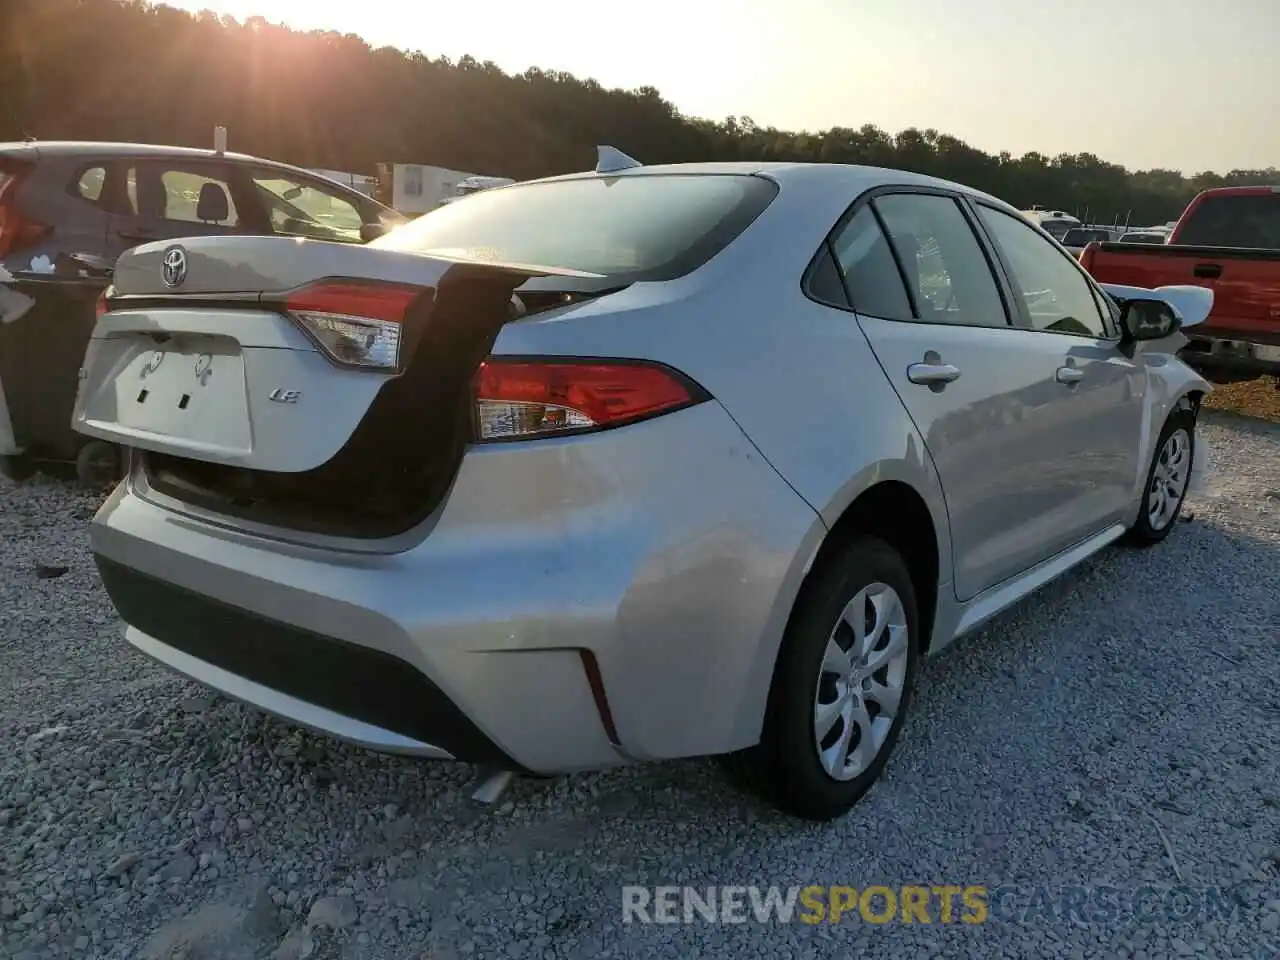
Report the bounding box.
[829,206,913,320]
[875,193,1009,327]
[77,167,107,203]
[124,165,240,227]
[1175,194,1280,248]
[372,174,779,282]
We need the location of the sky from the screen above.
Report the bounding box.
[162,0,1280,175]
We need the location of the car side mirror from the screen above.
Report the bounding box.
[360,222,390,243]
[1119,299,1179,342]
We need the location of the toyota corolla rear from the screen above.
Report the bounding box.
[77,170,821,773]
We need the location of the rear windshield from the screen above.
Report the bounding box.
[1175,193,1280,248]
[371,173,779,281]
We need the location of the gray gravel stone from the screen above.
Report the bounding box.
[1,415,1277,959]
[104,852,142,878]
[306,895,359,930]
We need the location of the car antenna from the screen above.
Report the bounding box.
[595,145,642,174]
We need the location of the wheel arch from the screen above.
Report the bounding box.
[726,476,946,756]
[805,479,942,656]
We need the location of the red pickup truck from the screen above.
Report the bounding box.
[1081,185,1280,384]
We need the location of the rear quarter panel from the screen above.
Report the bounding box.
[491,174,954,648]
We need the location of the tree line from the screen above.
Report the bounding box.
[3,0,1276,225]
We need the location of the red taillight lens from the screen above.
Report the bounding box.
[94,287,110,320]
[0,172,51,259]
[281,280,423,371]
[473,358,707,441]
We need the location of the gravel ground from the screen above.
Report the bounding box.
[2,413,1278,960]
[1204,377,1280,423]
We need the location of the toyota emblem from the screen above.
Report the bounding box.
[161,246,188,288]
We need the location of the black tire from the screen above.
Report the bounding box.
[1125,408,1196,547]
[729,536,921,821]
[0,454,36,483]
[74,441,121,490]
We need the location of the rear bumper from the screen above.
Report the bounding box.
[99,557,501,763]
[1181,333,1280,379]
[90,401,822,773]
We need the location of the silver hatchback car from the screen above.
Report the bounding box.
[76,158,1210,820]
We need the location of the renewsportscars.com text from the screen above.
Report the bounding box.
[622,884,1243,926]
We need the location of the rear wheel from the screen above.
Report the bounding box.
[1126,409,1195,546]
[75,441,121,490]
[733,536,920,821]
[0,454,36,483]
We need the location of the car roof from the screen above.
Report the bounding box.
[0,140,268,161]
[526,160,1015,209]
[0,141,334,179]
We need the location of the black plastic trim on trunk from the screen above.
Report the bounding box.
[95,556,521,768]
[140,271,515,539]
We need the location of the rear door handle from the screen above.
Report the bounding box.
[906,362,962,386]
[1193,263,1222,279]
[1056,365,1084,384]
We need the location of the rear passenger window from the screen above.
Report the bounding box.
[829,206,913,320]
[875,193,1009,327]
[124,166,240,227]
[77,167,106,203]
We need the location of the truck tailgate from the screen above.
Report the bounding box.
[1082,242,1280,340]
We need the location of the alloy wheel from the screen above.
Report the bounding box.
[813,582,910,782]
[1148,427,1191,531]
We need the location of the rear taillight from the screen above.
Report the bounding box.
[94,287,110,320]
[473,357,708,441]
[0,171,51,259]
[282,279,423,371]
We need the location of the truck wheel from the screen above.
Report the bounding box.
[75,442,121,490]
[0,454,36,483]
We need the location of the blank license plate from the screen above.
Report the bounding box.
[102,345,251,452]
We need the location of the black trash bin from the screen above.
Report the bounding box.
[0,269,122,487]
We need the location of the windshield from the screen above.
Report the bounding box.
[371,173,779,281]
[1061,229,1107,245]
[1175,193,1280,248]
[1040,219,1076,239]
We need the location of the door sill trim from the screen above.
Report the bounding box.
[952,523,1127,640]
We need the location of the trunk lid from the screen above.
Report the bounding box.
[74,236,607,537]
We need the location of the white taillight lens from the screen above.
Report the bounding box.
[291,311,401,370]
[476,399,596,440]
[282,281,422,371]
[473,358,707,441]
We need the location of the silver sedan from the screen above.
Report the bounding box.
[75,153,1210,820]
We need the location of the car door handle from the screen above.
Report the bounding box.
[906,362,962,386]
[1193,263,1222,279]
[1056,365,1084,384]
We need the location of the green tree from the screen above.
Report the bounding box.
[2,0,1274,225]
